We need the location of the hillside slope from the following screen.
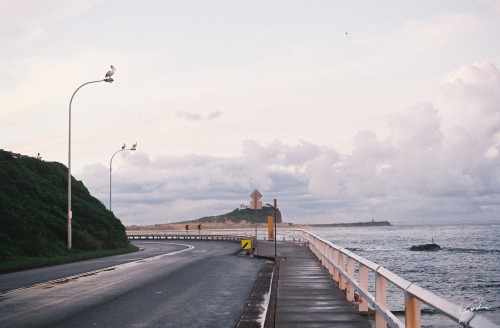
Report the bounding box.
[192,206,282,224]
[0,150,128,261]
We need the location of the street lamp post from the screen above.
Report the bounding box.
[68,75,114,250]
[109,143,137,211]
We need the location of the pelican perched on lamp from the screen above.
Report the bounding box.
[105,65,116,78]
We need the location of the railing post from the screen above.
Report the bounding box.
[376,272,388,328]
[321,242,326,266]
[317,241,322,261]
[359,264,369,313]
[405,293,421,328]
[338,252,346,290]
[328,246,334,276]
[346,256,355,301]
[332,249,339,282]
[319,242,323,264]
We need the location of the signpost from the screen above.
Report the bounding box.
[185,224,189,234]
[197,224,202,235]
[274,199,277,257]
[250,190,262,210]
[249,190,262,241]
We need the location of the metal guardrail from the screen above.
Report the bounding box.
[294,229,498,328]
[126,228,290,241]
[128,234,247,242]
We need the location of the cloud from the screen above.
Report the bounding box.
[80,62,500,225]
[479,0,500,14]
[438,62,500,142]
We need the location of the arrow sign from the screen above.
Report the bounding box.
[249,190,262,209]
[241,239,252,249]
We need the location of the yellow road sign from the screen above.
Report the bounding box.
[268,216,274,241]
[185,224,189,230]
[241,239,252,250]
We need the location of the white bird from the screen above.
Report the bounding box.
[132,142,137,148]
[122,143,126,149]
[105,65,116,78]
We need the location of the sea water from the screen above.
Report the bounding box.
[310,222,500,327]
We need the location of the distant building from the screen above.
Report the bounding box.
[239,202,275,210]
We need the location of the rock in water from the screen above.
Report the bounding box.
[410,243,441,251]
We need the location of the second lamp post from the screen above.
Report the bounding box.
[109,142,137,211]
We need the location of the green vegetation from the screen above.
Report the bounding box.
[0,150,130,263]
[193,206,282,224]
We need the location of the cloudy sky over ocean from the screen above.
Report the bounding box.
[2,1,500,225]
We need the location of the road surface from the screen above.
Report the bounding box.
[0,240,266,327]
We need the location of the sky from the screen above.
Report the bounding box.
[2,0,500,225]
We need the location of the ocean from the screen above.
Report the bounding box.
[309,222,500,327]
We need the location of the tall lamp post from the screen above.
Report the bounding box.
[110,143,137,211]
[68,69,115,250]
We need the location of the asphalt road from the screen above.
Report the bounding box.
[0,242,188,293]
[0,240,266,327]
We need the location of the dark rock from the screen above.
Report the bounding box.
[410,243,441,251]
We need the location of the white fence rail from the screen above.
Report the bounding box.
[294,229,498,328]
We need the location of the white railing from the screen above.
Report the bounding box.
[294,229,498,328]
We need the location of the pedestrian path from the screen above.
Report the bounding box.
[255,240,372,328]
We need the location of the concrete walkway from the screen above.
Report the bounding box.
[256,240,372,328]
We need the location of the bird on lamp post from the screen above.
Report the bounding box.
[105,65,116,79]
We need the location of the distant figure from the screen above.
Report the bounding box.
[37,153,42,160]
[122,143,126,149]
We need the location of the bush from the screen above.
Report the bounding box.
[0,150,129,260]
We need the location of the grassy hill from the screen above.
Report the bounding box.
[187,206,282,224]
[0,150,129,262]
